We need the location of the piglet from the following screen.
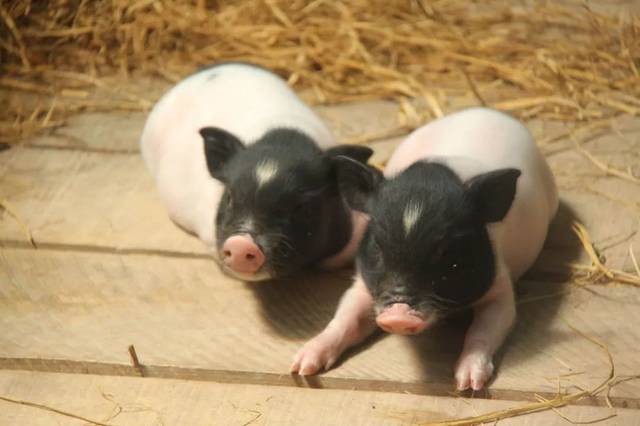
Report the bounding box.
[291,107,558,390]
[141,63,372,281]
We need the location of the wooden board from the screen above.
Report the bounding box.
[2,100,640,424]
[2,370,638,426]
[27,94,404,152]
[0,146,206,255]
[3,125,640,268]
[1,247,639,404]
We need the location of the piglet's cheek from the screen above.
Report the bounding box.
[376,303,429,335]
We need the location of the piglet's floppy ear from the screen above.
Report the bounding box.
[324,145,374,164]
[465,168,521,224]
[333,155,383,212]
[199,127,244,182]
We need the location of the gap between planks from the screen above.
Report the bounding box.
[0,240,571,284]
[0,239,212,260]
[1,358,638,410]
[12,131,406,155]
[22,143,138,155]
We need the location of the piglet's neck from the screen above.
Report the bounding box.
[320,210,369,270]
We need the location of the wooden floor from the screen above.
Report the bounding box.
[1,89,640,425]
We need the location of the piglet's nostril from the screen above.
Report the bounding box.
[223,250,232,258]
[245,253,255,261]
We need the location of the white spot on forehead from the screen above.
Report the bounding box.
[239,219,255,234]
[255,158,279,188]
[402,199,423,236]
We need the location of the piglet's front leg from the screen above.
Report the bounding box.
[454,271,516,391]
[291,275,377,375]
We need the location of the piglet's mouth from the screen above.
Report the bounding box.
[220,264,273,282]
[376,303,429,335]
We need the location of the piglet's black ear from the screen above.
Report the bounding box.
[465,168,521,224]
[333,155,383,212]
[199,127,244,182]
[325,145,374,164]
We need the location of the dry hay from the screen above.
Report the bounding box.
[572,222,640,287]
[1,0,639,143]
[0,395,113,426]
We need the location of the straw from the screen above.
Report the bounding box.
[0,198,36,248]
[1,1,639,143]
[571,222,640,287]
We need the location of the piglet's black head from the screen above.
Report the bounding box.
[336,158,520,321]
[200,126,373,281]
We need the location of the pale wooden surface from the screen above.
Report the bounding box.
[1,93,640,424]
[1,246,639,403]
[3,118,639,266]
[0,147,206,254]
[3,371,639,426]
[27,95,404,153]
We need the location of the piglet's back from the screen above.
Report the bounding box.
[140,63,335,244]
[385,107,558,280]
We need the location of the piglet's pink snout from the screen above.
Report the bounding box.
[376,303,428,335]
[222,234,265,274]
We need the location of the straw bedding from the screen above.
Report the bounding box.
[1,0,639,143]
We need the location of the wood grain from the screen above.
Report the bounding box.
[1,247,639,402]
[2,370,638,426]
[2,133,639,268]
[0,146,206,254]
[2,100,640,423]
[25,90,404,152]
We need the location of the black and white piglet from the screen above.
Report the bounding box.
[141,63,372,281]
[291,107,558,390]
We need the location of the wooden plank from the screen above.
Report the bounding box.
[1,247,639,403]
[0,146,206,254]
[316,100,403,143]
[0,135,401,254]
[29,111,147,152]
[543,117,640,270]
[3,129,640,269]
[23,92,569,156]
[1,370,638,426]
[27,97,404,152]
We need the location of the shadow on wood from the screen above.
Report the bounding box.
[246,268,353,339]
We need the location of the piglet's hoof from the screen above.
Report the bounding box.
[290,331,344,376]
[454,352,494,391]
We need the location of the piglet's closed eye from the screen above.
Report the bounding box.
[465,168,521,223]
